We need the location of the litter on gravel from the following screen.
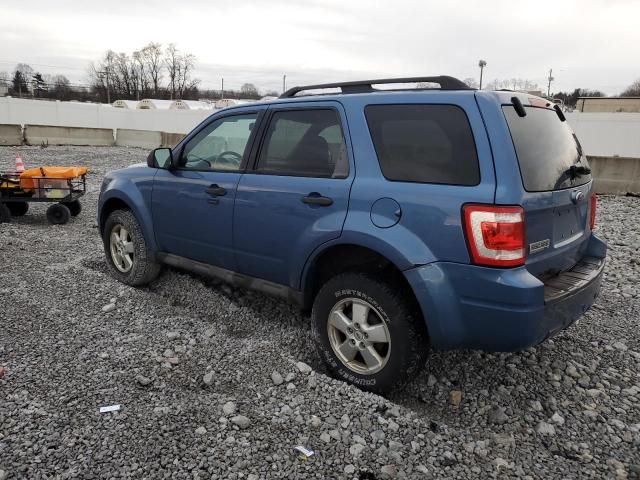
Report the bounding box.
[99,404,121,413]
[294,445,315,459]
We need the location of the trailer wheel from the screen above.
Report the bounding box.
[7,201,29,216]
[47,203,71,225]
[0,204,11,223]
[64,200,82,217]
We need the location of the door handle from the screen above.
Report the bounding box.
[205,184,227,196]
[302,193,333,207]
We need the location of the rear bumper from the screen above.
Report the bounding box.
[405,234,606,351]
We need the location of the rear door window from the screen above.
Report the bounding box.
[503,106,592,191]
[365,104,480,185]
[256,109,349,178]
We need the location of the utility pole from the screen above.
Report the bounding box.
[221,77,224,99]
[282,74,286,94]
[547,68,554,97]
[478,60,487,90]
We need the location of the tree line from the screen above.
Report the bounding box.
[88,42,273,102]
[0,64,82,101]
[0,42,275,103]
[88,43,199,102]
[2,51,639,105]
[454,77,622,107]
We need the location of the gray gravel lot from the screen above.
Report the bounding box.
[1,146,639,479]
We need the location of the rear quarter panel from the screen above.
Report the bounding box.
[338,92,496,267]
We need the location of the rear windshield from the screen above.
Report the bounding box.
[503,106,591,192]
[365,104,480,185]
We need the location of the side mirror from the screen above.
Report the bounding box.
[147,148,173,169]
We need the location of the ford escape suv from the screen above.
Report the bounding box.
[98,76,606,393]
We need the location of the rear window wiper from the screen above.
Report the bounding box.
[565,164,591,179]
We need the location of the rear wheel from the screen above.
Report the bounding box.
[46,203,71,225]
[64,200,82,217]
[0,203,11,223]
[103,209,161,286]
[7,202,28,216]
[311,272,428,394]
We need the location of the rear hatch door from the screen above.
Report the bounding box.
[501,101,593,277]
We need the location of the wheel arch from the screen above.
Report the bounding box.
[301,243,425,328]
[99,191,158,254]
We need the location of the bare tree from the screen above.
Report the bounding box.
[176,53,198,99]
[484,78,541,92]
[240,83,259,98]
[462,77,478,89]
[141,42,163,96]
[88,50,118,102]
[51,75,72,100]
[132,49,149,99]
[13,63,34,96]
[164,44,180,100]
[621,79,640,97]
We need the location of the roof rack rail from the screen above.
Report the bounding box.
[280,76,471,98]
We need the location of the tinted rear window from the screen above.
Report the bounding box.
[503,106,592,191]
[365,104,480,185]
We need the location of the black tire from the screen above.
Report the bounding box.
[103,209,161,286]
[64,200,82,217]
[7,202,28,216]
[46,203,71,225]
[0,203,11,223]
[311,273,429,394]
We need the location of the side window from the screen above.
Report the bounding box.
[256,109,349,178]
[181,113,258,171]
[365,105,480,185]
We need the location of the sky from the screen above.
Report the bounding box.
[1,0,639,95]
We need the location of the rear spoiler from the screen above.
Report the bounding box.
[509,96,567,122]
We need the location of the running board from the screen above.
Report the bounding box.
[158,253,304,306]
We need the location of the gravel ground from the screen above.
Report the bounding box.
[1,146,639,480]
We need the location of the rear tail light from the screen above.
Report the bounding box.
[589,192,597,230]
[463,204,525,267]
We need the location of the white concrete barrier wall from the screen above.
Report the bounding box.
[588,156,640,194]
[25,125,114,146]
[116,129,162,149]
[0,97,210,135]
[0,124,22,145]
[565,112,640,158]
[3,97,640,158]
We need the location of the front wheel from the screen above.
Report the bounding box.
[311,273,428,394]
[103,209,161,286]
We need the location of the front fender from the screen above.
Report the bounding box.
[98,170,157,253]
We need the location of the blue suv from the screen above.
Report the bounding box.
[98,76,606,393]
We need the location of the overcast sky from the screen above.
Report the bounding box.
[1,0,638,95]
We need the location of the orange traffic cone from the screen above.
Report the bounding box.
[15,151,25,173]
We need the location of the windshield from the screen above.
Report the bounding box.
[503,106,592,192]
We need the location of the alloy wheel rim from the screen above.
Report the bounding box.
[109,224,135,273]
[327,298,391,375]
